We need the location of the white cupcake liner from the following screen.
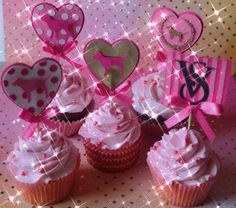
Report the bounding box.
[54,119,85,137]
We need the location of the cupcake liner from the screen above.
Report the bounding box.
[161,179,217,207]
[54,119,85,137]
[83,137,143,172]
[148,159,219,207]
[52,100,96,137]
[17,160,80,205]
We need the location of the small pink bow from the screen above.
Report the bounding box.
[19,106,60,140]
[164,96,223,142]
[95,81,132,105]
[43,41,83,70]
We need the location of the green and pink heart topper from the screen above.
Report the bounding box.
[84,39,140,105]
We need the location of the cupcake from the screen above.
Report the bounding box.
[79,101,142,172]
[6,128,80,205]
[147,127,220,207]
[132,72,175,138]
[51,72,94,137]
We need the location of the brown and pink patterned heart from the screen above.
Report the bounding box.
[84,39,139,90]
[1,58,62,116]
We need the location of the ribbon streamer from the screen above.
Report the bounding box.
[164,96,223,142]
[43,41,83,70]
[19,106,60,140]
[95,81,132,105]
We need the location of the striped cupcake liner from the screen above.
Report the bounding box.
[54,119,85,137]
[17,159,80,205]
[83,137,143,172]
[147,159,219,207]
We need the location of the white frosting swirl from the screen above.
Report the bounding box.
[6,129,78,184]
[56,73,93,113]
[132,72,175,119]
[147,128,220,186]
[79,102,141,150]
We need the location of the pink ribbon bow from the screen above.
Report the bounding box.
[43,41,83,70]
[95,81,132,105]
[164,96,223,142]
[19,106,60,140]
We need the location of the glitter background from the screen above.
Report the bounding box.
[0,0,236,207]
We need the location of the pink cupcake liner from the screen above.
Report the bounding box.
[162,179,217,207]
[148,158,219,207]
[83,136,143,172]
[17,159,80,205]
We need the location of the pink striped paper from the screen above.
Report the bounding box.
[162,52,232,106]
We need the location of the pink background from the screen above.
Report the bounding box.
[0,0,236,207]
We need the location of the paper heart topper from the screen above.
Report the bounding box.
[31,3,84,53]
[1,58,62,116]
[84,39,139,90]
[152,7,203,53]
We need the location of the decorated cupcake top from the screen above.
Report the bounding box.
[132,72,174,119]
[6,128,78,184]
[79,102,141,150]
[56,72,93,113]
[147,127,220,186]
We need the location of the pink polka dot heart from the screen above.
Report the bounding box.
[1,58,62,116]
[31,3,84,53]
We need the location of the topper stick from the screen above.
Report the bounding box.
[187,114,192,130]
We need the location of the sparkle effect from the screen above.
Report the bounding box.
[0,0,234,207]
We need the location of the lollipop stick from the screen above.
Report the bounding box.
[187,114,192,130]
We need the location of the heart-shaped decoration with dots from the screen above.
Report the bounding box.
[152,7,203,53]
[84,39,139,90]
[1,58,62,116]
[31,3,84,52]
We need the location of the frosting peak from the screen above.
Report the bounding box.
[132,72,174,119]
[147,128,220,186]
[79,102,141,150]
[56,72,93,113]
[6,129,78,184]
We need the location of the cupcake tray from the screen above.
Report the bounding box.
[1,0,236,207]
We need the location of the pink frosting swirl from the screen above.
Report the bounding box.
[132,72,175,119]
[79,102,141,150]
[147,128,220,186]
[6,129,78,184]
[56,73,93,113]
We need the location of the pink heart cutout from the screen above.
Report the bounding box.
[31,3,84,52]
[152,7,203,53]
[1,58,62,116]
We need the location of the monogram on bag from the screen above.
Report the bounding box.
[161,52,232,106]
